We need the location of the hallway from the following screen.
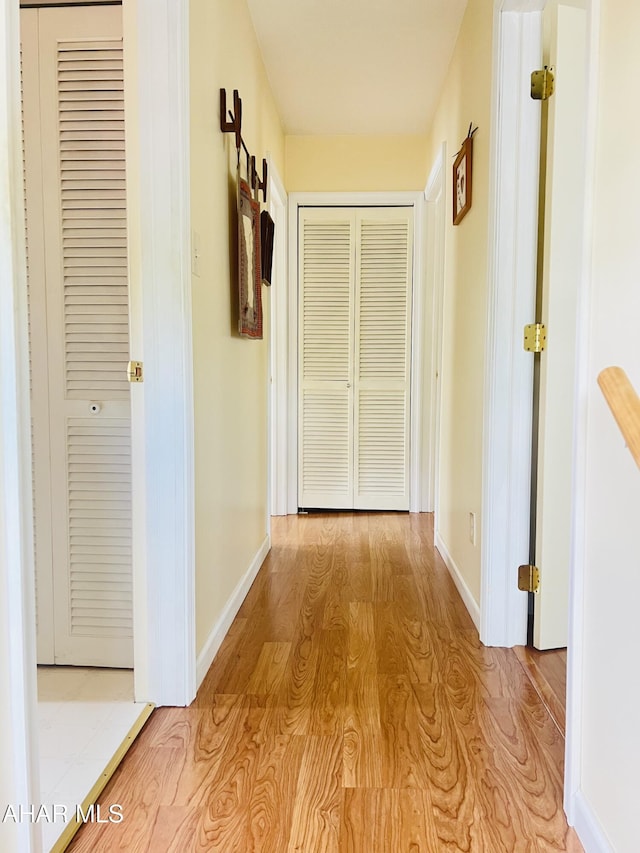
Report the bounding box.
[67,513,582,851]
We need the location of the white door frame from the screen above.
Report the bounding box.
[0,6,41,850]
[424,144,447,521]
[282,191,426,514]
[481,0,544,649]
[123,0,195,709]
[267,157,289,517]
[563,0,599,836]
[0,1,194,845]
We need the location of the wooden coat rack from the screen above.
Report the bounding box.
[220,88,268,203]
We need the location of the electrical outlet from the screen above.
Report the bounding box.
[469,511,476,546]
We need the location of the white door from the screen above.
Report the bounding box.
[22,6,133,668]
[298,207,413,511]
[533,1,587,649]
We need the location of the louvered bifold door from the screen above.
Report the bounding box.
[354,209,413,510]
[37,7,132,667]
[299,209,355,508]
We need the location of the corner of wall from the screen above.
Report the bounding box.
[196,535,271,689]
[434,531,481,631]
[570,790,614,853]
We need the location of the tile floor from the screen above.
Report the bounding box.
[37,667,147,852]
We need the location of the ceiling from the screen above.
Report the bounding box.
[245,0,468,136]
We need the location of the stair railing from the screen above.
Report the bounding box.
[597,366,640,469]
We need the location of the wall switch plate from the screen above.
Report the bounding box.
[469,511,476,546]
[191,229,201,277]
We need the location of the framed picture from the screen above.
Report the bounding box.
[453,136,473,225]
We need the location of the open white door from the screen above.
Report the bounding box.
[533,1,587,649]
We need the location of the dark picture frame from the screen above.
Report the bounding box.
[453,136,473,226]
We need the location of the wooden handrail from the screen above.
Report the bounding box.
[597,366,640,469]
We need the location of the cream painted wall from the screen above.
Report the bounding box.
[425,0,493,603]
[190,0,284,654]
[578,0,640,847]
[285,134,430,192]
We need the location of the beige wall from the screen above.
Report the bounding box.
[285,134,429,192]
[190,0,284,654]
[425,0,493,603]
[577,0,640,847]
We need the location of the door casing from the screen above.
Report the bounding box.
[267,156,289,518]
[424,145,447,533]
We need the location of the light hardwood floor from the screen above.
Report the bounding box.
[67,512,583,852]
[514,645,567,738]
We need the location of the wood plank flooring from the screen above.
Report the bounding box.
[514,645,567,738]
[67,512,583,852]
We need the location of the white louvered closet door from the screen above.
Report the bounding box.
[23,6,132,667]
[354,210,412,510]
[298,207,413,511]
[299,209,356,508]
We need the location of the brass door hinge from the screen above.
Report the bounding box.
[524,323,546,353]
[127,360,144,383]
[531,67,555,100]
[518,564,540,593]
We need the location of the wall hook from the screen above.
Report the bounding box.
[251,156,268,203]
[220,88,242,151]
[220,88,268,203]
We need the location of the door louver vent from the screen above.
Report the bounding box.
[58,39,129,400]
[67,418,132,638]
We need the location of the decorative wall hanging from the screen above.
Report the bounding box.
[237,166,263,338]
[220,88,271,338]
[453,123,478,226]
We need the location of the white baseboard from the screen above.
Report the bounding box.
[195,535,271,689]
[570,790,613,853]
[434,531,481,632]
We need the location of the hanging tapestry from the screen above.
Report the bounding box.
[237,171,262,338]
